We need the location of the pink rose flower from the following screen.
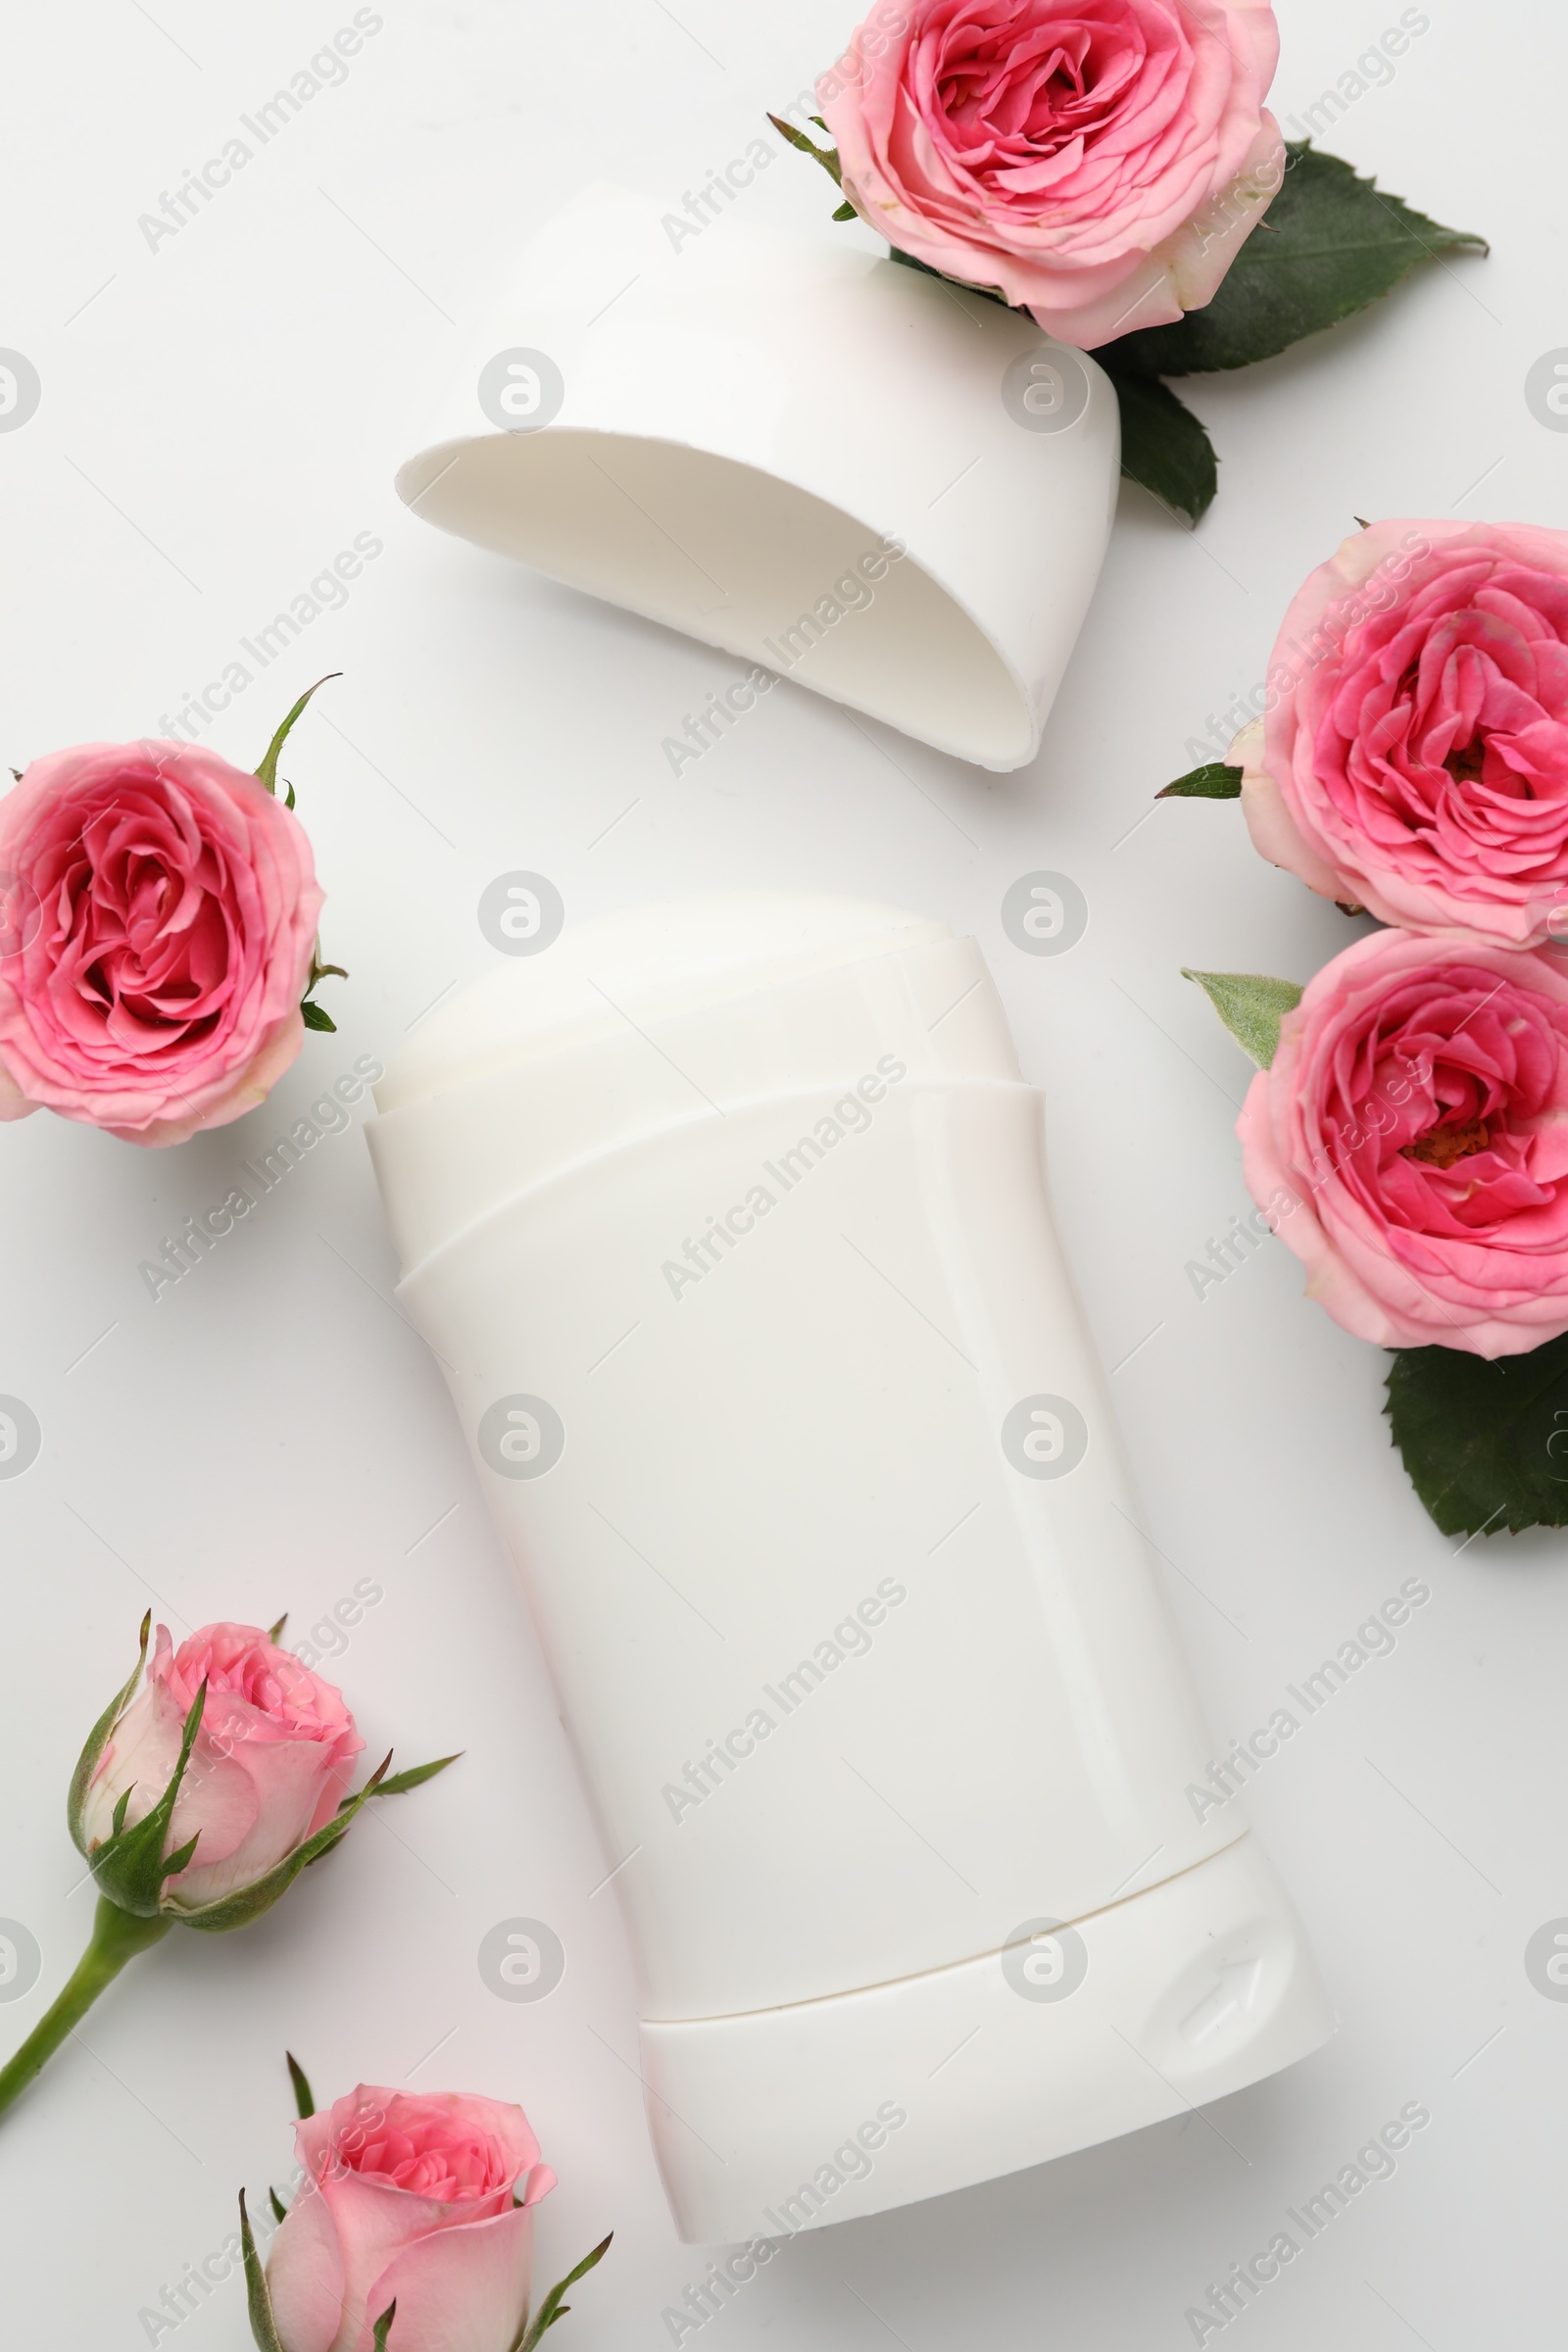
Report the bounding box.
[1239,929,1568,1358]
[0,737,323,1146]
[79,1622,364,1912]
[1239,519,1568,948]
[267,2085,557,2352]
[817,0,1283,349]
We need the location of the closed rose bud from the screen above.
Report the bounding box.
[77,1622,365,1913]
[0,1614,457,2126]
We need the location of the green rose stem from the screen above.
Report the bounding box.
[0,1897,172,2119]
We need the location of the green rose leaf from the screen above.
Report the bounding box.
[1108,145,1488,379]
[1101,368,1218,524]
[1385,1333,1568,1537]
[1183,969,1303,1070]
[1159,761,1243,800]
[885,245,1011,307]
[300,1000,337,1033]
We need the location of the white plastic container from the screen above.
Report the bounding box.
[393,184,1120,771]
[366,893,1333,2243]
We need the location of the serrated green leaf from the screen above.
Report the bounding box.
[1108,145,1487,378]
[1183,969,1303,1069]
[240,2191,286,2352]
[372,2302,398,2350]
[515,2235,612,2352]
[1102,368,1217,524]
[69,1613,150,1853]
[1159,761,1243,800]
[300,1000,337,1033]
[766,111,842,188]
[1385,1333,1568,1537]
[255,673,339,798]
[286,2050,316,2120]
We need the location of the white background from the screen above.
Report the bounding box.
[0,1,1563,2344]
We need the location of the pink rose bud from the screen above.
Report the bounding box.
[817,0,1284,348]
[1239,928,1568,1357]
[0,1619,457,2126]
[77,1622,366,1914]
[1238,518,1568,948]
[264,2085,560,2352]
[0,683,344,1146]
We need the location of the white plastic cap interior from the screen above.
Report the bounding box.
[394,185,1121,772]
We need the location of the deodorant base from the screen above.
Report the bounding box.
[640,1833,1334,2243]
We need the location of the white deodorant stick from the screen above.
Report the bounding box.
[366,893,1334,2243]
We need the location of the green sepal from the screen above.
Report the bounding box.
[1102,368,1217,524]
[269,2186,289,2227]
[372,2304,398,2350]
[341,1752,462,1808]
[1160,762,1243,800]
[240,2190,286,2352]
[83,1679,209,1917]
[286,2049,316,2120]
[255,673,339,799]
[1183,969,1303,1070]
[767,112,842,188]
[172,1751,394,1933]
[69,1612,151,1853]
[267,1613,288,1643]
[301,952,348,1034]
[1108,145,1488,379]
[831,201,856,221]
[1385,1332,1568,1537]
[514,2234,612,2352]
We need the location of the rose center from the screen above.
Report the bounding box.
[1403,1115,1491,1168]
[1444,740,1487,787]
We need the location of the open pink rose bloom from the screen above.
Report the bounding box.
[1238,519,1568,947]
[817,0,1283,347]
[0,738,322,1145]
[1239,929,1568,1358]
[267,2086,557,2352]
[80,1623,364,1911]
